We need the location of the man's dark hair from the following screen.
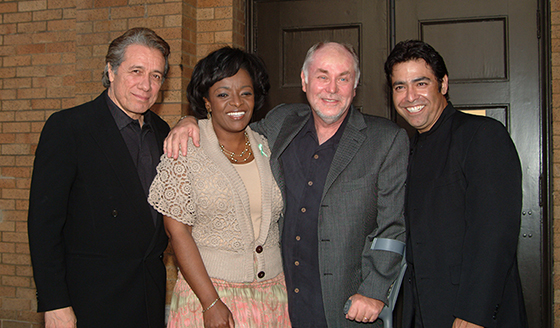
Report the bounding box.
[102,27,170,88]
[187,47,270,118]
[384,40,449,100]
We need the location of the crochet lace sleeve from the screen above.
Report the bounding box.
[148,155,196,225]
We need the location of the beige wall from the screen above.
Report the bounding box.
[0,0,244,326]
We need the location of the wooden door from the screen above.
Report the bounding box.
[249,0,548,326]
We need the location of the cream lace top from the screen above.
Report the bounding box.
[148,119,283,283]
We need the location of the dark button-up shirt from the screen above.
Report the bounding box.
[407,103,455,255]
[106,94,159,225]
[281,113,348,327]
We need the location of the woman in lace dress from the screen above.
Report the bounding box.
[148,47,290,328]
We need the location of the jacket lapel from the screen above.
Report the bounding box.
[150,111,166,156]
[322,106,366,200]
[270,107,311,200]
[88,93,155,233]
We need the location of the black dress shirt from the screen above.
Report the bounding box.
[405,104,455,327]
[281,113,348,328]
[106,95,160,226]
[407,104,455,247]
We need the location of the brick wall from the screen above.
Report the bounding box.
[196,0,245,59]
[0,0,244,326]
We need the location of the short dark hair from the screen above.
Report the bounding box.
[102,27,170,88]
[187,47,270,119]
[384,40,449,100]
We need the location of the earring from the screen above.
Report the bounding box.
[207,110,212,120]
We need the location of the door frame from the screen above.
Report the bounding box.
[540,0,553,326]
[246,1,553,325]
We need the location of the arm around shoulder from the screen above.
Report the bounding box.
[250,103,307,138]
[164,116,200,159]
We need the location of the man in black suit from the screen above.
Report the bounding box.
[384,40,528,328]
[28,27,171,328]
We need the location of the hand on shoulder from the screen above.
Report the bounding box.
[164,116,200,159]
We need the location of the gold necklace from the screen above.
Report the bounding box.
[219,131,252,163]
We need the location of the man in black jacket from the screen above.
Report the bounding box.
[384,40,528,328]
[28,28,170,328]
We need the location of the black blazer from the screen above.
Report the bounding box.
[28,91,170,328]
[403,105,527,327]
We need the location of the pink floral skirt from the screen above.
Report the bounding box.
[167,271,291,328]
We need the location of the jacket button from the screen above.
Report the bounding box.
[112,210,118,217]
[258,271,265,278]
[493,304,500,319]
[255,245,263,253]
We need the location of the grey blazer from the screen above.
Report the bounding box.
[252,103,408,327]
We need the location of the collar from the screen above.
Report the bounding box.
[416,103,456,139]
[302,108,351,145]
[105,91,152,130]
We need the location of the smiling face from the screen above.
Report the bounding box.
[204,69,255,139]
[301,43,357,125]
[391,59,448,134]
[107,44,165,121]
